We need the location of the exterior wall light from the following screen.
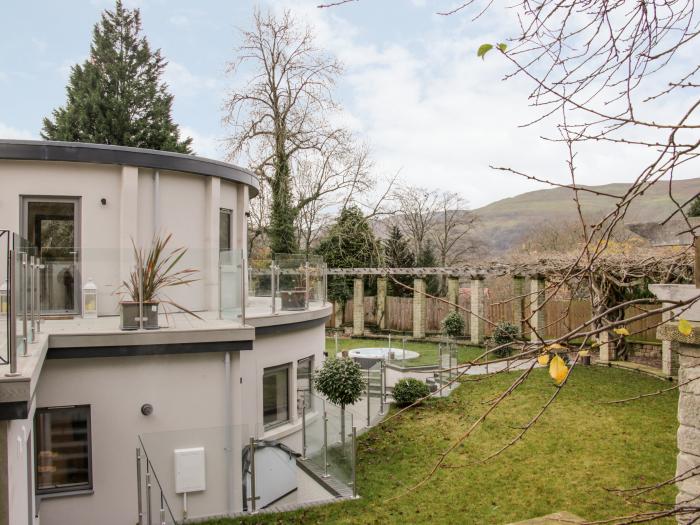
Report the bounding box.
[0,279,7,314]
[82,278,98,319]
[141,403,154,416]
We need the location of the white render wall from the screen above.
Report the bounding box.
[1,409,35,525]
[0,159,245,316]
[32,321,327,525]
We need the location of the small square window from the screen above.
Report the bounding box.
[34,405,92,495]
[263,365,290,429]
[297,356,314,416]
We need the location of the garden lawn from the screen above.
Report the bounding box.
[205,366,679,525]
[325,337,484,367]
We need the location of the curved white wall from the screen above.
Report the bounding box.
[0,159,248,315]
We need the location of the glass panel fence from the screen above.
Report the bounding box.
[219,249,244,323]
[0,231,9,365]
[248,259,274,315]
[302,392,354,487]
[273,254,327,312]
[139,425,252,523]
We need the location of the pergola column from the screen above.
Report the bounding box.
[512,275,526,337]
[377,277,388,331]
[447,277,460,311]
[661,306,679,376]
[470,276,485,344]
[598,329,613,363]
[334,300,344,329]
[529,275,546,343]
[413,278,427,339]
[353,278,364,337]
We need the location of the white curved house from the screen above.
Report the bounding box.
[0,140,338,525]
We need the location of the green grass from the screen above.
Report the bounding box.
[205,367,679,525]
[325,337,485,367]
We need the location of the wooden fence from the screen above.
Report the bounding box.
[332,296,661,342]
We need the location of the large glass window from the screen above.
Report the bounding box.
[219,208,232,252]
[297,356,314,416]
[263,365,290,429]
[34,406,92,494]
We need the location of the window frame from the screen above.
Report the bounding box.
[34,405,93,496]
[262,363,292,430]
[219,208,233,252]
[296,355,314,417]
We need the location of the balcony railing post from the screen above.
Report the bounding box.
[240,255,246,324]
[136,448,144,525]
[438,343,443,395]
[322,264,328,304]
[366,368,371,427]
[29,256,35,344]
[138,264,144,331]
[5,250,20,377]
[249,437,258,513]
[159,492,165,525]
[301,397,307,460]
[146,459,153,525]
[382,358,387,405]
[379,361,385,415]
[35,262,42,334]
[351,426,358,499]
[322,410,330,478]
[21,252,28,355]
[270,262,277,314]
[304,262,310,310]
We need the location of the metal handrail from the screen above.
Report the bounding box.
[136,438,178,525]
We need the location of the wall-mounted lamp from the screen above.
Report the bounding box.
[141,403,154,416]
[100,198,107,206]
[244,211,251,218]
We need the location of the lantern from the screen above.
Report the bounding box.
[82,278,98,319]
[0,279,7,315]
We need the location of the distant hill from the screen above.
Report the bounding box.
[466,178,699,253]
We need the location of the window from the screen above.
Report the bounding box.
[297,356,314,416]
[219,208,232,252]
[263,365,290,429]
[34,406,92,495]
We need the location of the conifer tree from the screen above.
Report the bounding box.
[41,0,192,153]
[316,206,378,302]
[383,225,415,297]
[416,240,440,295]
[688,197,700,218]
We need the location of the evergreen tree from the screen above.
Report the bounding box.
[269,151,299,254]
[41,0,192,153]
[316,206,378,302]
[416,239,440,295]
[688,197,700,217]
[383,225,415,297]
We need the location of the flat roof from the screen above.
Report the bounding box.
[0,139,260,197]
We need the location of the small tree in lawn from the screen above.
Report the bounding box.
[313,357,364,443]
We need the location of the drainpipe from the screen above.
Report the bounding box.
[224,352,233,514]
[153,170,160,234]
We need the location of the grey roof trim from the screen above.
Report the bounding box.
[0,139,260,197]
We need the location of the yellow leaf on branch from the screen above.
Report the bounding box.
[613,327,630,337]
[549,355,568,385]
[678,318,694,336]
[537,353,550,366]
[546,343,564,351]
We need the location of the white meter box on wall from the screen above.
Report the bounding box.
[174,447,206,493]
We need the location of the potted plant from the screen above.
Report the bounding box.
[314,357,364,443]
[118,234,199,330]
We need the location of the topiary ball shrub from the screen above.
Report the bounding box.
[313,357,365,410]
[492,321,520,358]
[392,378,431,407]
[442,311,465,339]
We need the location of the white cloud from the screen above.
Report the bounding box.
[181,126,225,160]
[169,14,190,27]
[164,61,219,98]
[0,122,36,140]
[267,0,697,208]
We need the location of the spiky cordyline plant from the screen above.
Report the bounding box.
[120,234,200,318]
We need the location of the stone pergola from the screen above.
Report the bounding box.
[327,266,547,344]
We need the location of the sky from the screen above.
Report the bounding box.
[1,0,697,209]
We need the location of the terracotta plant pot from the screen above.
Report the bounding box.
[120,301,159,330]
